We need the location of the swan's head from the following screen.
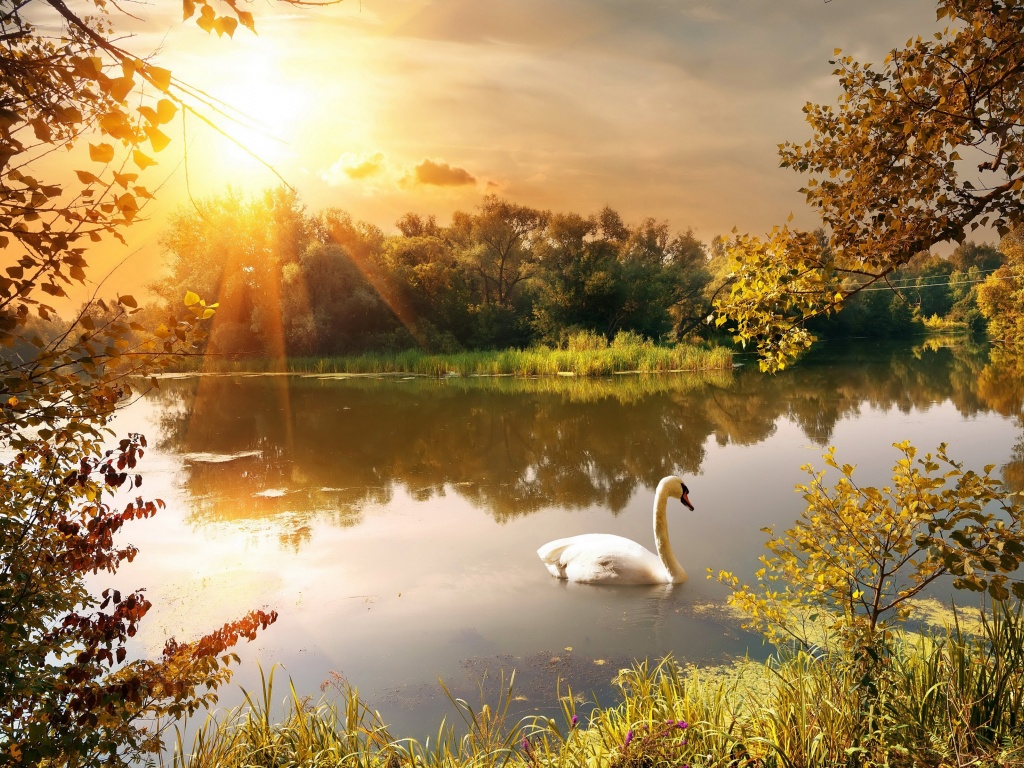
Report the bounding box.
[660,475,694,511]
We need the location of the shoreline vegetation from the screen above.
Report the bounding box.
[169,332,734,378]
[176,604,1024,767]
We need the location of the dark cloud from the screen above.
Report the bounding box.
[413,159,476,186]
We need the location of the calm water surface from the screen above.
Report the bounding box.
[107,339,1024,738]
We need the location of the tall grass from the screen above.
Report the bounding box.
[171,603,1024,767]
[174,332,733,377]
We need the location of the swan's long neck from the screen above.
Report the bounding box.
[653,479,687,583]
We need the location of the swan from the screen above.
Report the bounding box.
[537,475,694,585]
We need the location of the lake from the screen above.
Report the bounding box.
[107,338,1024,740]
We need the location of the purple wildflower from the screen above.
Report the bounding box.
[624,730,634,747]
[677,720,689,729]
[570,715,579,728]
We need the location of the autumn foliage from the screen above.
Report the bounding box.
[1,0,287,763]
[716,0,1024,370]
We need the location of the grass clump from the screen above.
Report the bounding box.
[175,333,732,377]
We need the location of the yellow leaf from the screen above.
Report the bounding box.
[108,75,135,103]
[184,290,201,307]
[156,98,178,124]
[145,64,172,92]
[214,15,238,37]
[132,149,157,169]
[197,4,215,32]
[144,125,171,152]
[89,143,115,163]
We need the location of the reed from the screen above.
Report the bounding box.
[173,334,733,377]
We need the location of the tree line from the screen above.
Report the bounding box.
[150,189,722,357]
[150,188,1019,359]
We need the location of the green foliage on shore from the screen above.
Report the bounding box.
[181,331,732,377]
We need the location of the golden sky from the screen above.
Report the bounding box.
[50,0,944,299]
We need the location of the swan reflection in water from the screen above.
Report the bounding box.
[537,476,694,585]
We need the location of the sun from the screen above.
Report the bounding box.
[190,46,313,178]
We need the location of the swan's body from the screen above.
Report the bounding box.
[537,476,694,585]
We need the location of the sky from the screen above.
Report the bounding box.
[47,0,948,298]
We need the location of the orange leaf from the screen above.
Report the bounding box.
[145,65,172,92]
[112,171,138,188]
[144,125,171,152]
[75,170,100,184]
[89,143,115,163]
[132,149,157,169]
[116,193,138,213]
[137,105,159,125]
[108,75,135,103]
[156,98,177,124]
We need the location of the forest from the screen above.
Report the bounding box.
[144,187,1012,360]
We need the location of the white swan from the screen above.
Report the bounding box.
[537,476,694,585]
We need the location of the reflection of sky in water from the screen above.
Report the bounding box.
[99,342,1024,740]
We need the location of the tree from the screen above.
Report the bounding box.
[1,0,316,761]
[717,0,1024,371]
[978,225,1024,342]
[379,224,474,351]
[716,442,1024,649]
[452,196,548,309]
[531,211,623,342]
[155,188,312,357]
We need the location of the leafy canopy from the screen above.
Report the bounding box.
[716,0,1024,371]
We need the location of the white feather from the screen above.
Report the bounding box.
[537,476,692,585]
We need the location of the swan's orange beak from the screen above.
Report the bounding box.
[681,491,694,511]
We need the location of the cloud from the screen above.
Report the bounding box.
[320,151,386,185]
[410,159,476,187]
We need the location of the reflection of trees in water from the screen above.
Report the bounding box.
[147,340,1022,541]
[977,346,1024,491]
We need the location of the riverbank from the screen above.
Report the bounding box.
[174,333,733,377]
[174,603,1024,767]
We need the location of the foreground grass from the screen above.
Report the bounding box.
[180,333,733,377]
[173,604,1024,768]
